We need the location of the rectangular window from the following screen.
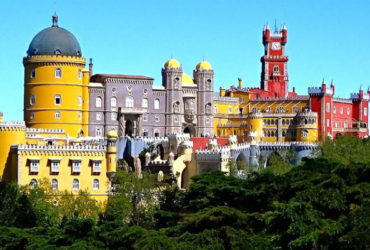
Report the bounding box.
[55,94,61,105]
[292,106,298,113]
[72,160,81,173]
[31,68,36,78]
[78,69,82,79]
[30,94,35,105]
[55,111,61,119]
[340,107,343,114]
[96,113,102,121]
[240,97,245,103]
[55,67,62,78]
[96,128,102,137]
[51,160,60,173]
[78,96,82,106]
[229,106,233,113]
[364,108,368,116]
[326,102,330,112]
[347,107,350,115]
[92,161,101,173]
[30,160,39,172]
[143,115,148,122]
[327,119,330,127]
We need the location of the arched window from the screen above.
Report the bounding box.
[213,105,217,114]
[154,99,160,110]
[302,129,309,138]
[347,107,350,115]
[55,67,62,78]
[30,94,35,105]
[142,98,148,108]
[273,65,279,73]
[96,96,102,108]
[93,179,99,190]
[125,96,134,108]
[51,179,58,191]
[30,179,37,189]
[111,97,117,107]
[72,179,79,190]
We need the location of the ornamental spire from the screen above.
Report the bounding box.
[52,13,58,27]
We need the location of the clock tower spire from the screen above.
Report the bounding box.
[260,24,289,98]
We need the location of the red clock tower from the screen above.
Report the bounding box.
[260,24,289,98]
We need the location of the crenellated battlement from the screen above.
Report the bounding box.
[0,121,26,131]
[26,128,65,134]
[17,144,106,152]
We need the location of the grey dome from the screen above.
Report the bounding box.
[27,15,82,57]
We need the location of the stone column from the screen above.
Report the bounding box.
[137,115,142,136]
[118,110,125,138]
[277,117,282,142]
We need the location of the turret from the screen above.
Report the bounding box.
[282,24,287,44]
[106,130,117,182]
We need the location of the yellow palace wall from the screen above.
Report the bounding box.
[14,146,109,203]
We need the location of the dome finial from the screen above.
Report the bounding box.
[52,13,58,27]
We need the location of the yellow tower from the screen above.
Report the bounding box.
[296,111,318,142]
[23,14,88,137]
[248,112,264,142]
[0,119,26,180]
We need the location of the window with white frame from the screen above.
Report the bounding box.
[340,107,343,114]
[51,178,58,191]
[142,98,148,108]
[327,119,330,127]
[30,160,39,172]
[333,106,336,114]
[55,111,60,119]
[280,106,285,113]
[30,94,35,105]
[266,106,271,112]
[111,97,117,107]
[273,65,279,73]
[72,178,79,190]
[155,116,160,122]
[78,69,82,79]
[326,102,330,112]
[347,107,350,115]
[93,179,99,190]
[30,179,38,189]
[240,97,245,103]
[143,115,148,122]
[51,160,60,173]
[31,68,36,78]
[344,120,348,128]
[364,108,368,116]
[96,113,102,121]
[92,160,101,173]
[54,94,61,105]
[30,112,34,120]
[252,107,257,113]
[72,160,81,173]
[229,106,233,113]
[96,128,102,137]
[125,96,134,108]
[78,96,82,106]
[154,99,160,109]
[111,112,117,121]
[55,67,62,78]
[213,105,217,114]
[292,106,298,113]
[96,96,102,108]
[335,122,338,128]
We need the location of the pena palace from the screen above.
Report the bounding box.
[0,15,368,201]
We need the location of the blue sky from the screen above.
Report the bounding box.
[1,0,369,120]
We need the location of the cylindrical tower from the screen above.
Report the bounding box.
[296,111,318,142]
[23,14,87,137]
[106,130,117,178]
[248,112,264,142]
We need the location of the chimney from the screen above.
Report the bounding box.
[89,58,93,77]
[292,86,296,93]
[238,77,242,89]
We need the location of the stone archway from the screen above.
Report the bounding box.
[183,125,196,137]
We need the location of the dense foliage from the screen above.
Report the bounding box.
[1,136,370,249]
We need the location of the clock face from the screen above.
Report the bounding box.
[271,42,281,50]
